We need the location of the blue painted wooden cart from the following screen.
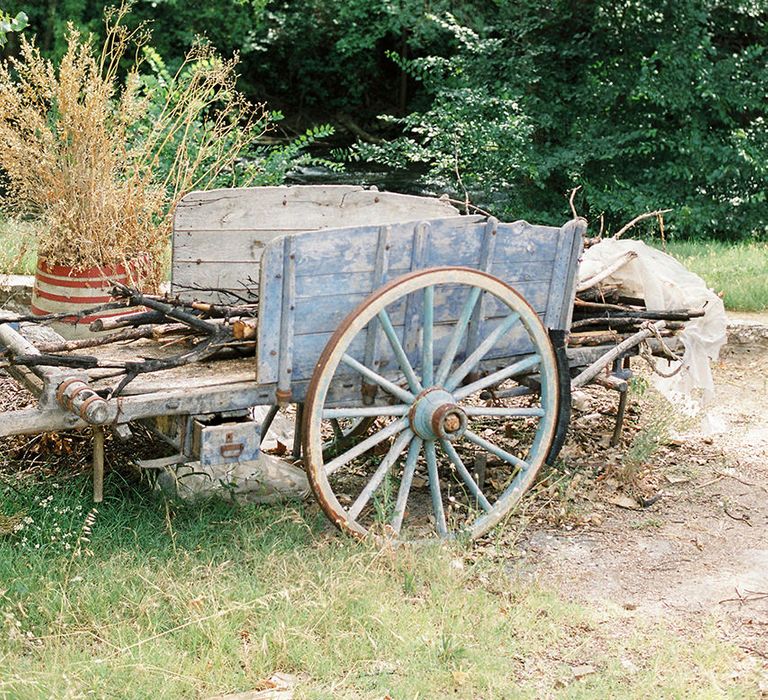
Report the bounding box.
[0,186,587,542]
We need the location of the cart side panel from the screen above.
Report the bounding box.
[257,217,583,395]
[171,186,461,303]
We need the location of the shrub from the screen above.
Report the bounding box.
[0,4,270,287]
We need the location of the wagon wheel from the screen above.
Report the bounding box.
[303,267,561,542]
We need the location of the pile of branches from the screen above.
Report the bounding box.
[566,193,704,351]
[0,283,259,396]
[568,286,704,349]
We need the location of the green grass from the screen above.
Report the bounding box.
[662,240,768,312]
[0,471,761,699]
[0,216,38,276]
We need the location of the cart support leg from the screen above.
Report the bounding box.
[292,404,304,460]
[92,426,105,503]
[610,390,629,447]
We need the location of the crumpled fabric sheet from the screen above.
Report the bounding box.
[578,238,727,429]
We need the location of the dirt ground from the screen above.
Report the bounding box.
[512,318,768,668]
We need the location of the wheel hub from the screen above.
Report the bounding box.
[409,388,468,442]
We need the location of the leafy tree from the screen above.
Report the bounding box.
[355,1,768,240]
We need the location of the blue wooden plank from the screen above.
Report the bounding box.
[290,280,551,338]
[277,236,297,399]
[403,221,431,357]
[288,314,537,384]
[256,241,284,384]
[466,217,499,361]
[543,218,586,330]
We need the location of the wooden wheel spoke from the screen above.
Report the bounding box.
[377,308,422,394]
[347,429,413,521]
[425,441,448,537]
[463,406,545,418]
[434,286,482,386]
[453,353,541,400]
[391,436,423,535]
[330,418,344,442]
[463,429,529,472]
[439,439,493,513]
[323,406,409,419]
[341,353,414,404]
[325,417,409,475]
[444,312,520,392]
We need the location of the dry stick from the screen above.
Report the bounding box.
[567,331,622,347]
[441,197,494,218]
[90,311,166,332]
[573,308,704,321]
[453,138,471,213]
[568,186,582,219]
[572,321,666,388]
[613,209,673,240]
[573,299,706,321]
[658,211,667,250]
[110,336,220,396]
[576,251,638,292]
[34,323,190,353]
[111,282,220,336]
[169,283,257,305]
[0,301,133,325]
[574,298,644,311]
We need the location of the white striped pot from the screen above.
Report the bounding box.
[31,257,148,338]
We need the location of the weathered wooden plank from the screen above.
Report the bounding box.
[362,226,392,402]
[172,262,261,301]
[172,229,285,263]
[543,218,586,330]
[466,217,499,362]
[289,280,551,338]
[287,314,538,382]
[172,260,556,306]
[255,214,565,386]
[256,241,284,384]
[277,236,297,399]
[174,186,461,232]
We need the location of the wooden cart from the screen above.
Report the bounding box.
[1,185,657,543]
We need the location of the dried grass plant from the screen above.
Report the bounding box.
[0,3,269,288]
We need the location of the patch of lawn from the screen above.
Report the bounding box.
[0,216,38,276]
[0,472,761,699]
[661,239,768,312]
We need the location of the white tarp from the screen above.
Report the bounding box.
[578,239,727,428]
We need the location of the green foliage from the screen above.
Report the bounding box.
[6,0,768,240]
[127,43,341,192]
[351,16,533,210]
[249,0,488,112]
[245,122,342,186]
[0,9,27,46]
[354,3,768,239]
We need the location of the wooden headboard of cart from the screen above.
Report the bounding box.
[171,185,463,303]
[256,216,585,388]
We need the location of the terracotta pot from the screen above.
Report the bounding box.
[31,257,148,338]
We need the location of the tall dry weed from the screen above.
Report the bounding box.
[0,3,269,288]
